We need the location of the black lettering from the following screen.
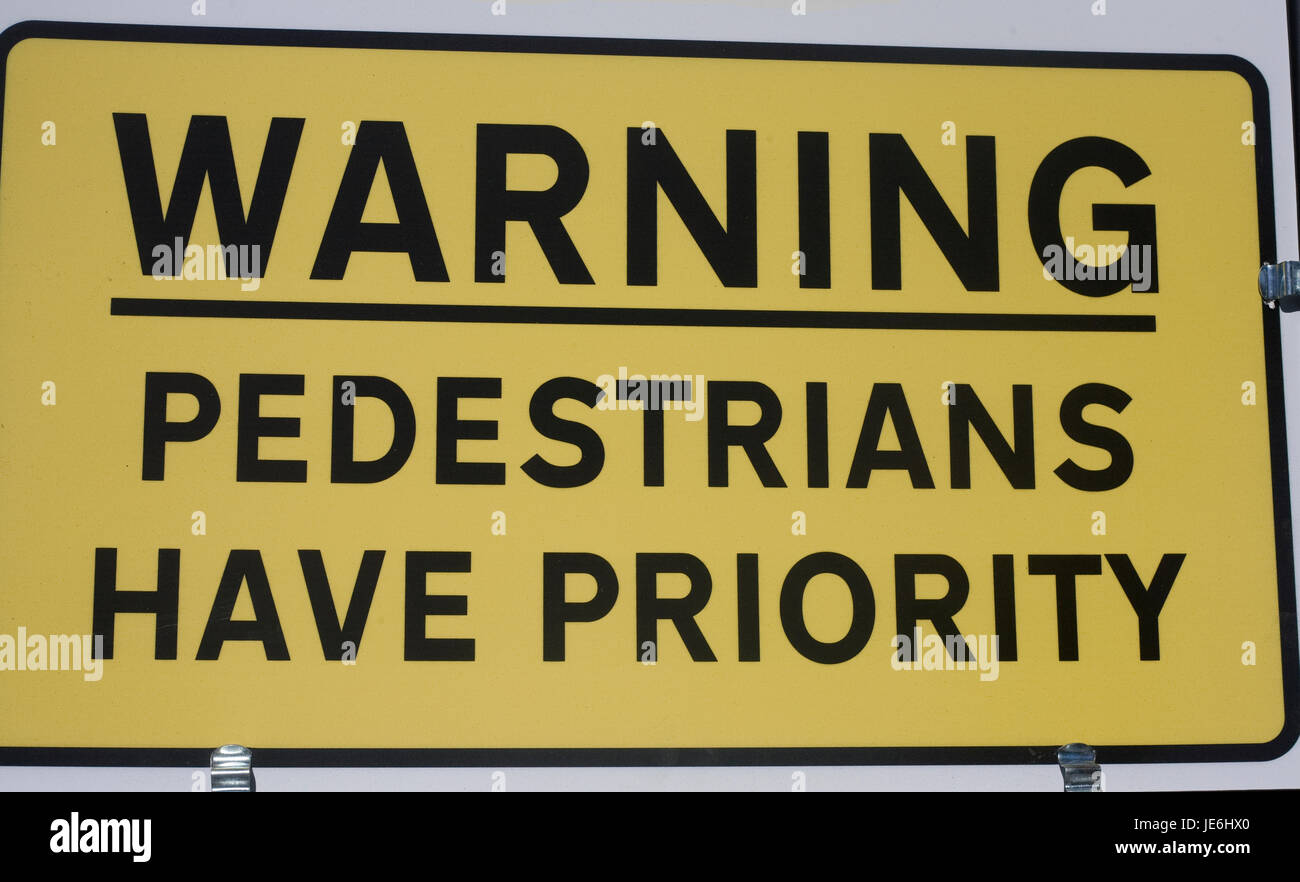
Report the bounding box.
[113,113,302,277]
[542,552,618,661]
[475,124,593,284]
[436,378,505,485]
[992,553,1018,661]
[1027,554,1102,661]
[949,384,1034,489]
[895,554,970,660]
[1054,383,1134,491]
[237,374,306,483]
[797,131,830,288]
[196,550,290,660]
[520,377,605,488]
[1028,136,1158,296]
[635,553,716,662]
[404,551,474,661]
[92,547,179,659]
[869,133,998,291]
[780,552,875,664]
[331,376,416,483]
[1107,553,1184,660]
[847,382,934,488]
[627,128,757,287]
[737,553,760,662]
[707,381,786,487]
[299,550,384,660]
[806,382,829,488]
[142,372,220,481]
[310,121,448,281]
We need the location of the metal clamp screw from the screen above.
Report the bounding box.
[210,744,255,792]
[1258,261,1300,311]
[1057,742,1103,792]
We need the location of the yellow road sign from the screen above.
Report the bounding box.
[0,22,1294,765]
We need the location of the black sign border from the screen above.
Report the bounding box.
[0,18,1294,768]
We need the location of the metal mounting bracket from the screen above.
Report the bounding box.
[210,744,255,792]
[1057,742,1103,792]
[1258,261,1300,311]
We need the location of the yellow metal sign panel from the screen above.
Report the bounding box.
[0,23,1294,765]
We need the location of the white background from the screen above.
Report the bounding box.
[0,0,1296,791]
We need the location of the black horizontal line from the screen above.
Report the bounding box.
[110,299,1156,332]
